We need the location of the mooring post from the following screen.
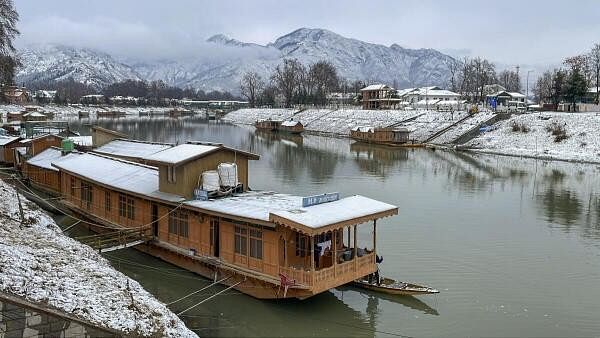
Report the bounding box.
[14,187,25,224]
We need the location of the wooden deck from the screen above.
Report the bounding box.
[76,227,153,253]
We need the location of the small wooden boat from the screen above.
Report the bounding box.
[352,277,439,296]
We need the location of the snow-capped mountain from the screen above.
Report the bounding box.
[17,44,142,89]
[17,28,457,92]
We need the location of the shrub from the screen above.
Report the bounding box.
[545,122,568,142]
[510,121,530,133]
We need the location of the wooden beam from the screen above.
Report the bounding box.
[333,230,337,277]
[310,235,315,285]
[353,224,358,273]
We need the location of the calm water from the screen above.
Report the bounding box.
[62,116,600,337]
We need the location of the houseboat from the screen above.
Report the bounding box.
[350,126,411,146]
[167,108,193,118]
[96,110,126,118]
[279,120,304,134]
[254,119,281,131]
[20,132,399,300]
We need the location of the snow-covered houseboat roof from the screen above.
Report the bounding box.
[26,147,82,171]
[145,142,260,166]
[185,191,398,234]
[281,120,301,127]
[361,84,393,91]
[0,135,20,146]
[52,152,184,202]
[93,139,174,161]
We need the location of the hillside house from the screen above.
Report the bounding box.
[360,84,400,109]
[2,86,29,104]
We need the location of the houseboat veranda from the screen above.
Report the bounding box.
[19,133,398,300]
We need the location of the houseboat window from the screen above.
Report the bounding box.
[167,165,176,183]
[249,226,263,259]
[81,182,92,209]
[234,225,247,255]
[69,177,76,196]
[295,232,308,257]
[119,194,135,220]
[105,191,111,212]
[168,210,189,238]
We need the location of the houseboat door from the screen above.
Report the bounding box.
[151,204,158,237]
[210,218,220,257]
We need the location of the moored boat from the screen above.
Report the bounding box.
[350,126,413,146]
[279,120,304,134]
[254,119,281,131]
[352,277,439,296]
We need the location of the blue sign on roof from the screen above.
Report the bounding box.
[302,192,340,208]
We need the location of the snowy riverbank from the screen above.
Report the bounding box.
[464,112,600,164]
[0,179,197,337]
[224,108,489,141]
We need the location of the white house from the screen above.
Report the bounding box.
[397,86,461,105]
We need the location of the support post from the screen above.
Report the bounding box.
[347,226,350,249]
[373,220,377,264]
[333,230,337,277]
[310,235,315,271]
[353,224,358,272]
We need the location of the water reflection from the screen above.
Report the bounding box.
[350,142,409,177]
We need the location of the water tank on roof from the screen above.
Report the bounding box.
[201,170,220,192]
[218,163,238,187]
[61,139,74,153]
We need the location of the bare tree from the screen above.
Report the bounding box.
[271,59,303,107]
[497,69,521,92]
[240,71,264,107]
[533,70,553,104]
[309,60,339,106]
[589,43,600,104]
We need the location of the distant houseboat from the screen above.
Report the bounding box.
[279,120,304,134]
[20,134,398,300]
[167,108,193,118]
[350,126,411,146]
[96,110,126,118]
[255,119,281,131]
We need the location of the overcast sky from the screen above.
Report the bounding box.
[14,0,600,66]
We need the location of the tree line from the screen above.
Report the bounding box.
[240,59,345,108]
[534,43,600,106]
[28,78,241,105]
[447,57,521,103]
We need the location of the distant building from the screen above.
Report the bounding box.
[34,90,57,104]
[360,84,399,109]
[397,86,462,105]
[80,94,106,105]
[2,86,29,104]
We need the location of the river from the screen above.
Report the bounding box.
[60,115,600,337]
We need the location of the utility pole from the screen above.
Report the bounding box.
[526,70,534,108]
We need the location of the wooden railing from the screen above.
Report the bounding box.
[278,252,376,289]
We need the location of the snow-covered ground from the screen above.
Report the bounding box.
[429,111,496,144]
[224,108,425,135]
[394,110,469,142]
[223,108,298,124]
[465,112,600,163]
[0,179,197,337]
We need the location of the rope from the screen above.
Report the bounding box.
[177,279,245,316]
[166,276,231,306]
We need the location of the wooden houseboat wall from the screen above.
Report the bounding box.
[350,127,410,144]
[0,137,21,164]
[91,126,128,147]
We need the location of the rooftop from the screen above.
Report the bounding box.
[93,139,173,160]
[52,152,184,202]
[145,142,259,166]
[26,147,82,171]
[0,135,20,146]
[361,84,393,91]
[186,191,397,232]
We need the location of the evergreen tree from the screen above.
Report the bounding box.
[564,68,588,109]
[0,0,19,86]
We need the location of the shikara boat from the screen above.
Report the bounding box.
[352,277,439,296]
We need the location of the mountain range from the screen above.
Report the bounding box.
[17,28,457,93]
